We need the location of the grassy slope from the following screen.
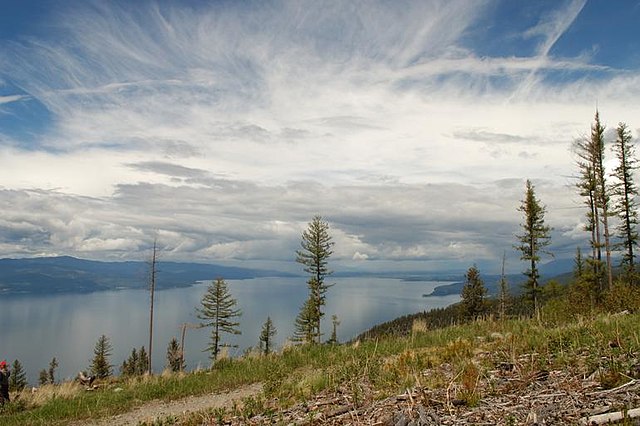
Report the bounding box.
[2,311,639,425]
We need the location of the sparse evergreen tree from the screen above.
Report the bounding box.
[9,359,27,392]
[292,296,317,344]
[576,111,613,292]
[460,265,487,320]
[573,247,584,280]
[327,314,340,344]
[120,360,128,376]
[38,369,48,386]
[516,179,552,318]
[571,246,598,311]
[120,347,138,376]
[541,279,563,303]
[48,357,58,384]
[259,317,277,355]
[611,122,639,283]
[90,335,113,379]
[137,346,149,375]
[295,215,334,343]
[197,278,242,361]
[574,120,606,294]
[166,338,185,372]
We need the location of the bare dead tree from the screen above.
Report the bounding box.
[148,239,158,375]
[179,322,201,371]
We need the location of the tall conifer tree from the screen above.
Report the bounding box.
[48,357,58,384]
[137,346,149,375]
[90,335,113,379]
[9,359,27,391]
[611,122,639,283]
[574,122,604,293]
[516,180,552,318]
[197,278,242,361]
[38,369,48,386]
[259,317,277,355]
[120,347,138,376]
[166,338,185,372]
[295,215,334,343]
[461,265,486,320]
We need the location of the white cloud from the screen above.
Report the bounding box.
[0,1,637,273]
[0,94,29,105]
[352,252,369,261]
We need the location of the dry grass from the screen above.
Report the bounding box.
[16,381,84,407]
[411,318,428,335]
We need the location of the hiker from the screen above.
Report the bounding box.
[0,360,10,405]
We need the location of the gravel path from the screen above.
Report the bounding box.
[77,383,262,426]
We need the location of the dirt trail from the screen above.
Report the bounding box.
[77,383,262,426]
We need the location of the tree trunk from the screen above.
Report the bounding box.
[148,240,157,375]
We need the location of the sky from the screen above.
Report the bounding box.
[1,0,639,275]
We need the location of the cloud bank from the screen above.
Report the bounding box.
[0,0,639,274]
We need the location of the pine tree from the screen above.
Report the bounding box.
[197,278,242,361]
[137,346,149,375]
[460,265,487,320]
[9,359,27,392]
[574,122,605,294]
[295,215,334,343]
[48,357,58,384]
[120,348,138,376]
[516,179,552,318]
[541,279,563,303]
[327,314,340,344]
[38,369,48,386]
[572,246,598,311]
[166,338,185,372]
[259,317,277,355]
[120,360,129,376]
[611,122,639,283]
[573,247,584,280]
[292,296,317,344]
[90,335,113,379]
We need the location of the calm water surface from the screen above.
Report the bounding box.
[0,277,459,385]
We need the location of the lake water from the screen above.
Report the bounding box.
[0,277,459,385]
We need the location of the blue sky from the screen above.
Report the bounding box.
[1,0,639,274]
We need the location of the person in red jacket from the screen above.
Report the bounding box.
[0,360,10,405]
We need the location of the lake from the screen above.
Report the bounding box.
[0,277,459,385]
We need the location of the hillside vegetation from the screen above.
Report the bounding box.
[1,305,639,425]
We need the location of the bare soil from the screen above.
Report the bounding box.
[76,383,262,426]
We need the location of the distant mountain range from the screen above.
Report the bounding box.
[0,255,575,297]
[0,256,296,296]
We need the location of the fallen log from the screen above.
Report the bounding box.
[580,407,640,425]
